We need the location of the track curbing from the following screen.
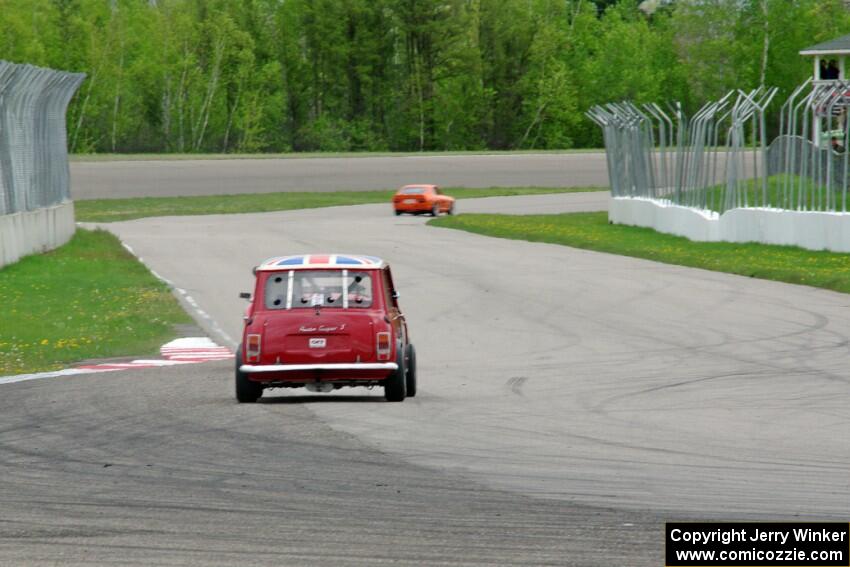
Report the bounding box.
[0,337,232,385]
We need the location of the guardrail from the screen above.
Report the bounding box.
[0,61,85,268]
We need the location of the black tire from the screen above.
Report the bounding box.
[447,203,455,215]
[394,209,401,216]
[235,346,262,403]
[384,348,406,402]
[404,344,417,397]
[430,204,439,216]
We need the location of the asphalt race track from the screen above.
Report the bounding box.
[2,191,849,565]
[69,153,609,199]
[0,359,658,566]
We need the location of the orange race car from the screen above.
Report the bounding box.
[392,184,455,216]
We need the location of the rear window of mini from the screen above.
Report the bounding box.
[263,270,374,310]
[400,186,428,194]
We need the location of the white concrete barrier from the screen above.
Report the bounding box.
[610,197,850,253]
[0,201,76,268]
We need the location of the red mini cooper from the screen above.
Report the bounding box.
[236,254,416,403]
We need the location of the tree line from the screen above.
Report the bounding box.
[2,0,850,153]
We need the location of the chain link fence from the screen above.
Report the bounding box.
[0,61,85,215]
[587,80,850,215]
[0,61,85,268]
[587,87,779,214]
[588,80,850,252]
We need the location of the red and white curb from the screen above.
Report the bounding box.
[0,337,233,386]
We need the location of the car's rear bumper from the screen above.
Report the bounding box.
[241,362,397,385]
[241,362,397,373]
[394,203,430,212]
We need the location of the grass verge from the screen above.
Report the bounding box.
[429,212,850,293]
[75,186,605,223]
[0,229,191,375]
[661,174,848,214]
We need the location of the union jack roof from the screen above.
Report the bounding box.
[257,254,385,271]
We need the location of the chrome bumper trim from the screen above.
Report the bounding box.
[240,362,397,373]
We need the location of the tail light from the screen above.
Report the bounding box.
[246,334,261,362]
[376,332,391,360]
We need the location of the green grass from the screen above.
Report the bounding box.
[430,212,850,294]
[70,149,604,161]
[75,186,606,223]
[0,229,191,375]
[669,174,848,214]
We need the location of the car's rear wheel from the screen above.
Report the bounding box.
[384,348,406,402]
[404,344,417,397]
[430,204,439,216]
[447,203,455,215]
[235,346,262,403]
[394,209,401,216]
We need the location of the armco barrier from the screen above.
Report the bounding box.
[610,197,850,253]
[0,201,75,267]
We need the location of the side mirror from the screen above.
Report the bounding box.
[239,292,252,300]
[252,266,258,276]
[392,290,400,300]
